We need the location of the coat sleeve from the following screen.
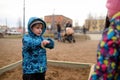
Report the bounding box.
[44,38,54,49]
[22,35,41,50]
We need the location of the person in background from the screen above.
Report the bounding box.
[83,25,86,34]
[65,20,72,29]
[22,17,54,80]
[90,0,120,80]
[56,22,61,41]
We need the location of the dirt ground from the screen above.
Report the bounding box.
[0,38,99,80]
[0,39,22,68]
[0,65,90,80]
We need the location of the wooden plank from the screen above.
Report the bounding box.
[48,60,92,68]
[0,60,22,75]
[88,64,95,80]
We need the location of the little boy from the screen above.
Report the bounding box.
[22,17,54,80]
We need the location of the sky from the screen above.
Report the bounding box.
[0,0,107,28]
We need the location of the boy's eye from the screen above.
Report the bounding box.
[35,24,43,29]
[36,26,43,29]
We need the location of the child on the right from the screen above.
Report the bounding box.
[90,0,120,80]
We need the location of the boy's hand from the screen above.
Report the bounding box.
[42,40,50,46]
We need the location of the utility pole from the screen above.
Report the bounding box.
[52,9,55,32]
[23,0,25,35]
[5,18,7,28]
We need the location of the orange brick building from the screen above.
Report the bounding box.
[44,15,72,30]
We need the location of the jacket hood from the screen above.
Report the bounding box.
[27,17,46,37]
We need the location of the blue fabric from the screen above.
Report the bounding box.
[22,17,54,74]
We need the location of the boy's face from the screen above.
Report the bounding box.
[32,23,43,36]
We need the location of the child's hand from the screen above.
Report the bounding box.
[42,40,50,46]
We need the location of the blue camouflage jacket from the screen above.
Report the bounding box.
[22,17,54,74]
